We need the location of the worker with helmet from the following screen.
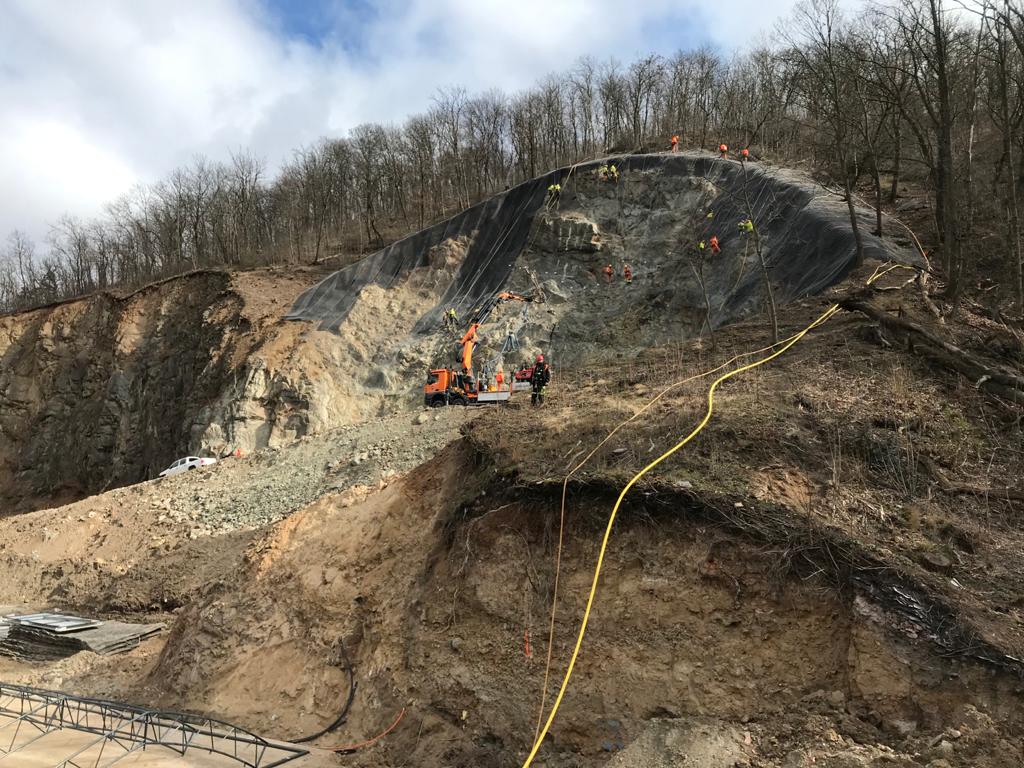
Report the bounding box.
[740,148,750,162]
[530,354,551,406]
[709,235,721,254]
[670,134,679,152]
[718,143,728,158]
[443,307,459,332]
[602,263,614,283]
[547,183,561,209]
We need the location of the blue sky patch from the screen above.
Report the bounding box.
[260,0,380,54]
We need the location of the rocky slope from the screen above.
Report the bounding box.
[0,268,342,512]
[0,192,1021,766]
[1,154,918,514]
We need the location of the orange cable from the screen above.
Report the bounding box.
[324,708,406,754]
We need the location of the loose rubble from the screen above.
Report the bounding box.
[149,407,479,535]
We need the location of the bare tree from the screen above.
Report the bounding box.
[3,13,1023,316]
[784,0,867,267]
[989,0,1024,308]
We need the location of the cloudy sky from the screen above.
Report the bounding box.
[0,0,789,242]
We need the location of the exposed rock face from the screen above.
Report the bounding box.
[1,154,917,514]
[0,252,469,513]
[0,273,334,512]
[532,211,603,253]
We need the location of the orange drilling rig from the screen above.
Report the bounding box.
[423,291,533,407]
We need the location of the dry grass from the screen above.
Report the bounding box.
[465,282,1024,665]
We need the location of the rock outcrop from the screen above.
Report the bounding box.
[0,273,336,512]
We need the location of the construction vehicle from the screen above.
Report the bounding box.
[423,369,512,407]
[511,364,537,392]
[423,291,534,407]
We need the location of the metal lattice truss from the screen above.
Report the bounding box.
[0,682,307,767]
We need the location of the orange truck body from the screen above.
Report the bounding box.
[424,369,512,407]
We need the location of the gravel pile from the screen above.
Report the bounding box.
[148,408,480,535]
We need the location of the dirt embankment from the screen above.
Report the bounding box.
[123,431,1024,767]
[1,158,1021,767]
[0,405,479,615]
[1,275,1022,766]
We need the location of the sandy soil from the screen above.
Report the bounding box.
[0,725,336,767]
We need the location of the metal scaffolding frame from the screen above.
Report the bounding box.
[0,682,307,767]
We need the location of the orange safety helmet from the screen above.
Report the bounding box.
[719,143,728,152]
[536,354,545,363]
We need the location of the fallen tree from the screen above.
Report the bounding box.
[840,297,1024,406]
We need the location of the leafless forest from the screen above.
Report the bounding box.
[2,0,1022,313]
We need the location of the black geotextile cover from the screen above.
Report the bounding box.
[286,154,902,333]
[0,621,164,660]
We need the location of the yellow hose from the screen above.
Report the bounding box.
[531,315,845,742]
[521,262,912,766]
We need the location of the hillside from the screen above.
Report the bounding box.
[0,155,1022,767]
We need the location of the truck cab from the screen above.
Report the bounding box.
[425,368,470,407]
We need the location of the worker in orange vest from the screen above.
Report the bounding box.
[740,148,750,162]
[603,264,614,283]
[718,143,728,158]
[709,235,720,254]
[623,264,633,284]
[670,135,679,152]
[496,369,505,390]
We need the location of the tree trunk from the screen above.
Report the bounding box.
[889,116,902,204]
[872,158,884,237]
[929,0,963,304]
[738,164,778,342]
[997,8,1024,309]
[840,147,866,267]
[313,218,324,264]
[691,260,715,349]
[841,297,1024,403]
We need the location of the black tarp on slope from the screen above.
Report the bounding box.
[285,154,905,332]
[285,173,558,332]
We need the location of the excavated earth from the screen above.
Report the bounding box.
[0,155,1022,767]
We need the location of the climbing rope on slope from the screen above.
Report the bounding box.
[523,262,915,767]
[529,313,844,743]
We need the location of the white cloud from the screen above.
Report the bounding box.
[0,0,796,242]
[0,117,136,237]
